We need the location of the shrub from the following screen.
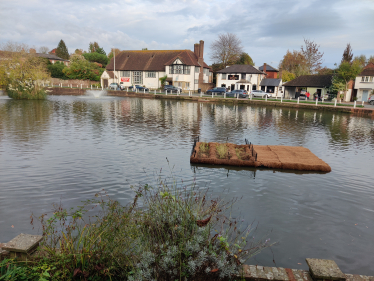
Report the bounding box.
[7,79,47,100]
[216,143,228,159]
[199,142,210,155]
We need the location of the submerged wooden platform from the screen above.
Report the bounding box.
[190,140,331,173]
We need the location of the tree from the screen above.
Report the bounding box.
[236,52,254,66]
[159,75,167,88]
[336,61,362,101]
[48,61,67,79]
[341,43,353,64]
[0,42,50,99]
[210,33,243,67]
[55,40,69,60]
[368,55,374,64]
[108,48,121,60]
[63,54,104,81]
[300,39,324,74]
[280,70,296,82]
[74,49,84,55]
[83,52,109,66]
[279,50,309,77]
[96,47,106,55]
[38,46,49,54]
[352,55,367,68]
[317,67,334,75]
[89,42,100,53]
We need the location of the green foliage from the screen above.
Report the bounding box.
[236,52,254,66]
[199,142,210,155]
[280,50,309,77]
[63,55,104,81]
[55,40,69,60]
[88,42,105,55]
[47,62,67,79]
[96,47,106,55]
[159,75,168,88]
[341,43,353,64]
[7,80,47,100]
[108,48,121,60]
[83,52,109,66]
[26,170,272,280]
[280,70,295,82]
[331,76,345,94]
[337,61,362,90]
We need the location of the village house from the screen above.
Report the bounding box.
[353,62,374,102]
[101,40,213,91]
[258,63,283,96]
[259,63,279,79]
[283,75,333,99]
[215,64,265,92]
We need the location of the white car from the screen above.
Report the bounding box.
[251,90,271,98]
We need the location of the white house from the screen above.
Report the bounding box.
[215,65,265,92]
[101,40,212,91]
[354,62,374,101]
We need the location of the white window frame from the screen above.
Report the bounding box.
[195,67,200,73]
[222,73,226,80]
[146,71,156,78]
[122,71,130,77]
[194,79,198,84]
[133,71,142,84]
[370,77,373,82]
[365,76,369,82]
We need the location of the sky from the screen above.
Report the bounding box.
[1,0,374,68]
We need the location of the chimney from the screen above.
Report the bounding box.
[199,40,204,59]
[263,63,267,74]
[194,43,200,58]
[29,48,36,53]
[279,67,283,79]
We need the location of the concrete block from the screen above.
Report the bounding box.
[2,233,43,255]
[306,258,345,281]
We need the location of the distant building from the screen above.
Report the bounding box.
[215,65,265,92]
[259,63,279,79]
[259,78,283,97]
[283,75,333,99]
[36,53,69,66]
[101,40,212,91]
[353,63,374,101]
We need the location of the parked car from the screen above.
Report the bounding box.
[108,83,120,90]
[206,87,226,95]
[129,85,149,92]
[368,95,374,105]
[163,85,180,93]
[251,90,271,98]
[226,89,248,98]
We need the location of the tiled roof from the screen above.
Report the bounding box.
[106,49,211,72]
[359,63,374,76]
[36,53,68,61]
[260,78,282,86]
[259,64,279,72]
[217,64,264,74]
[283,75,333,87]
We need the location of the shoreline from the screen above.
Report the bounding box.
[47,87,374,117]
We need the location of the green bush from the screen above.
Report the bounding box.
[83,52,109,67]
[47,62,67,79]
[7,80,46,100]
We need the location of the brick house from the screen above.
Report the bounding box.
[101,40,212,91]
[35,53,70,66]
[259,63,279,79]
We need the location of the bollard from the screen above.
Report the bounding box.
[166,90,168,96]
[362,100,364,107]
[101,86,103,90]
[224,92,226,99]
[144,89,145,94]
[265,95,267,101]
[81,84,82,89]
[212,92,214,98]
[315,99,318,106]
[200,91,202,97]
[297,97,299,104]
[334,99,337,107]
[237,93,239,99]
[354,101,356,108]
[281,96,283,103]
[91,85,92,90]
[154,90,156,95]
[322,97,324,103]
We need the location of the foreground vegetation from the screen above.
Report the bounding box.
[0,172,271,280]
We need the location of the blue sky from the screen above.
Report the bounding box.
[0,0,373,68]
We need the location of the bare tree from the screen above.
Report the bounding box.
[38,46,50,54]
[341,43,353,64]
[210,33,243,67]
[300,39,324,74]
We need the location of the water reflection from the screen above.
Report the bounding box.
[0,96,373,275]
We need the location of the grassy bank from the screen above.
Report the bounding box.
[1,171,271,281]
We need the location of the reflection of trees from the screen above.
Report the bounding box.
[0,100,53,148]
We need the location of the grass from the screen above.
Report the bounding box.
[2,167,272,281]
[235,148,245,160]
[199,142,210,156]
[216,143,229,159]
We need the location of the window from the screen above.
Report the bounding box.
[365,76,369,82]
[361,77,365,82]
[195,79,198,84]
[252,85,257,90]
[195,67,200,73]
[170,65,190,74]
[132,71,142,84]
[241,73,246,80]
[121,71,130,77]
[146,72,156,78]
[222,73,226,80]
[370,77,373,82]
[204,68,209,75]
[185,82,190,89]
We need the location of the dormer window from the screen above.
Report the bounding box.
[170,65,190,74]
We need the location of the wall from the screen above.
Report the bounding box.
[49,78,98,87]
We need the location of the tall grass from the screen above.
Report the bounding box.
[199,142,210,155]
[27,168,272,280]
[216,143,228,159]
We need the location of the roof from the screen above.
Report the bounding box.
[283,75,333,87]
[106,49,211,72]
[259,64,279,72]
[36,53,68,61]
[107,71,117,79]
[358,63,374,76]
[236,79,251,84]
[217,64,264,74]
[260,78,282,86]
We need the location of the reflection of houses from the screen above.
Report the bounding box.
[353,63,374,102]
[283,75,333,99]
[101,40,212,91]
[215,65,265,92]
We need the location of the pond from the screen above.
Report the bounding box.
[0,95,373,274]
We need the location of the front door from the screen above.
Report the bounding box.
[362,90,369,101]
[231,84,235,91]
[103,79,108,88]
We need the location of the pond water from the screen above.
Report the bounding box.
[0,95,373,274]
